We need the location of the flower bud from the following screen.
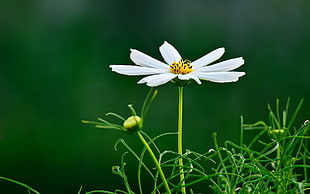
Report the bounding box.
[123,116,141,132]
[268,128,285,139]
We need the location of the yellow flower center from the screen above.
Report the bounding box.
[169,59,193,74]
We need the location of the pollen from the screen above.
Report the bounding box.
[169,59,193,74]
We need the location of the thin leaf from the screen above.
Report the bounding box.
[105,112,126,121]
[114,139,155,180]
[287,98,304,130]
[0,176,40,194]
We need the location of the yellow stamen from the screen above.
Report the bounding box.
[169,59,193,74]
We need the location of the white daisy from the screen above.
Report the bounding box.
[109,41,245,87]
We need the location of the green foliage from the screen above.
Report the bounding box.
[211,120,310,193]
[2,87,309,194]
[83,99,309,193]
[83,120,309,193]
[211,99,310,193]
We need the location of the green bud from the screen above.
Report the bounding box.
[268,128,285,139]
[123,116,141,132]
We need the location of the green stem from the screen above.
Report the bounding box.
[136,131,171,194]
[0,176,40,194]
[178,86,186,193]
[276,143,283,194]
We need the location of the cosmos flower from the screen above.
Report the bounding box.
[109,41,245,87]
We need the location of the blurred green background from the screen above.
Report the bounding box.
[1,0,309,193]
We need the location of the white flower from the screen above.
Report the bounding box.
[109,41,245,87]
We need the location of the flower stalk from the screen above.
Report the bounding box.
[177,86,186,193]
[136,131,171,194]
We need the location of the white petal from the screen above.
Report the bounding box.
[109,65,168,76]
[159,41,182,65]
[198,57,244,72]
[138,73,177,87]
[194,72,246,83]
[191,48,225,69]
[130,49,168,69]
[178,74,201,84]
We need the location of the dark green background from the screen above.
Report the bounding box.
[1,0,309,193]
